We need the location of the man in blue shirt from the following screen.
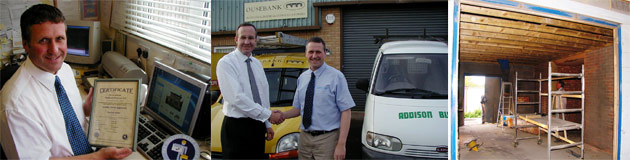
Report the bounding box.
[281,37,355,160]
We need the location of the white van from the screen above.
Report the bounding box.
[356,40,448,159]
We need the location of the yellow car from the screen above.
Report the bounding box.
[211,53,308,158]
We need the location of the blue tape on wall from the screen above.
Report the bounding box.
[578,15,618,27]
[450,2,459,159]
[478,0,519,7]
[522,3,573,18]
[617,27,622,160]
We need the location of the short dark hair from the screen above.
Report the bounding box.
[20,4,65,42]
[307,37,326,51]
[558,81,565,87]
[236,22,257,35]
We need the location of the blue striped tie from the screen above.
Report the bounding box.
[54,76,93,155]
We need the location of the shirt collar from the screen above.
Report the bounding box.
[234,49,253,62]
[23,58,57,92]
[310,62,328,77]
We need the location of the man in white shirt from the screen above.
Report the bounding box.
[0,4,131,159]
[216,23,284,159]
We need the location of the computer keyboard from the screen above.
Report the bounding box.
[138,115,169,159]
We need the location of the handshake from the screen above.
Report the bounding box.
[269,110,285,124]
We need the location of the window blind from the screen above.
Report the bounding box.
[111,0,211,63]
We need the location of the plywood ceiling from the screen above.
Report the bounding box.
[458,3,614,65]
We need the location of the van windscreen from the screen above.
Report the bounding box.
[372,54,447,99]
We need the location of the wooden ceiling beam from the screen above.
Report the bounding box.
[460,22,610,45]
[459,56,541,65]
[460,14,613,43]
[460,47,556,58]
[460,4,613,36]
[460,29,591,50]
[459,54,545,63]
[459,43,562,56]
[459,48,559,60]
[553,52,585,65]
[459,40,576,55]
[460,35,584,53]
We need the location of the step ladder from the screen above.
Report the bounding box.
[497,82,513,129]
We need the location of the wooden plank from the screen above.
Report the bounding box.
[460,14,613,43]
[553,52,585,65]
[460,22,610,46]
[459,52,545,64]
[461,29,591,50]
[459,51,548,62]
[540,93,582,98]
[459,40,575,55]
[460,35,584,53]
[459,43,572,56]
[460,4,613,36]
[459,41,575,55]
[460,47,555,59]
[519,115,583,148]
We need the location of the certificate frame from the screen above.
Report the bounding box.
[88,78,141,151]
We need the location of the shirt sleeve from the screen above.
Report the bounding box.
[292,75,302,110]
[335,73,355,112]
[217,58,271,122]
[1,98,53,159]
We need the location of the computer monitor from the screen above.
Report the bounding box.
[64,20,101,64]
[144,60,208,135]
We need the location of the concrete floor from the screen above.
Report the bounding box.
[458,118,611,160]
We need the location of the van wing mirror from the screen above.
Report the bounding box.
[356,78,370,92]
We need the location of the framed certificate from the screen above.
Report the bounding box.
[88,79,141,151]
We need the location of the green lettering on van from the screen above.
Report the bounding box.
[439,111,448,118]
[398,111,434,119]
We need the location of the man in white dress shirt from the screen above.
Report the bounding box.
[0,4,131,159]
[216,22,284,159]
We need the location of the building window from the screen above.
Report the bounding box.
[112,0,211,63]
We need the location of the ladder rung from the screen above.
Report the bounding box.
[551,72,582,77]
[517,78,539,81]
[518,90,539,93]
[550,142,582,150]
[551,109,583,113]
[517,102,539,105]
[550,91,582,95]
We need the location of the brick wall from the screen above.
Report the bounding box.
[211,7,343,70]
[583,45,615,153]
[533,45,614,153]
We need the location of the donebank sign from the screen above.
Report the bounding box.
[244,0,308,22]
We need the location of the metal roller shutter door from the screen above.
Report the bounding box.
[342,3,447,110]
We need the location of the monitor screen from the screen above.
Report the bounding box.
[66,25,90,57]
[145,61,207,135]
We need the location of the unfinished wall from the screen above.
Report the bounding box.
[584,45,615,153]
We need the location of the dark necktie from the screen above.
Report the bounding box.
[303,72,315,129]
[246,58,262,105]
[54,76,93,155]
